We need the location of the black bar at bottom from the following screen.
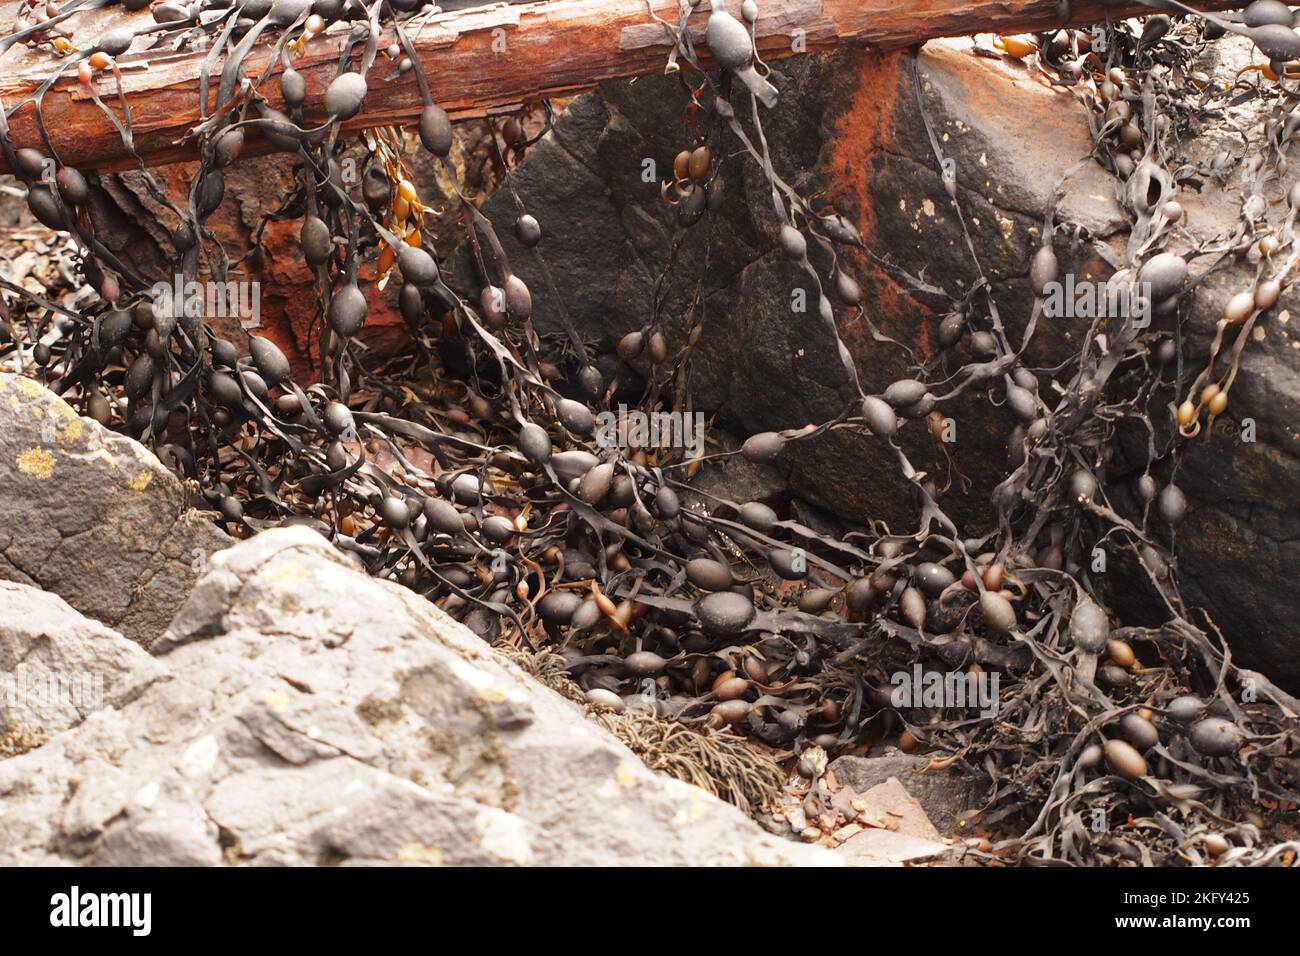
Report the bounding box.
[0,864,1282,940]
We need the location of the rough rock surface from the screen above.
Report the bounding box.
[834,777,954,867]
[85,129,495,380]
[467,40,1300,689]
[682,429,789,513]
[829,753,985,833]
[0,580,166,737]
[0,374,231,648]
[0,526,836,866]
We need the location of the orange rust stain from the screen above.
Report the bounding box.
[262,235,407,380]
[824,48,934,364]
[263,218,324,378]
[143,158,405,378]
[925,44,1081,154]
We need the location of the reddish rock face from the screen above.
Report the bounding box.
[822,49,931,359]
[89,151,416,380]
[86,115,524,379]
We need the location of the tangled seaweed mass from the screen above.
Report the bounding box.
[2,0,1300,866]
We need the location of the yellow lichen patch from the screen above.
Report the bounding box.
[615,760,640,789]
[124,440,165,475]
[447,655,519,705]
[47,401,84,443]
[671,788,714,826]
[60,418,84,443]
[16,447,54,479]
[266,560,307,586]
[397,843,443,865]
[9,376,46,399]
[129,471,153,492]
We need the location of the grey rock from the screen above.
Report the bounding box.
[829,753,986,834]
[0,527,837,866]
[0,580,166,737]
[0,374,232,648]
[789,498,848,539]
[682,429,788,514]
[833,777,955,866]
[836,827,953,867]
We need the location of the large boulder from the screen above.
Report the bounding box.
[0,374,231,648]
[466,38,1300,689]
[0,580,166,739]
[0,527,835,866]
